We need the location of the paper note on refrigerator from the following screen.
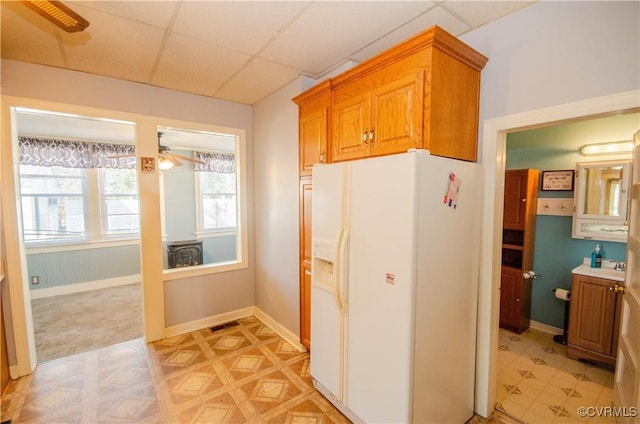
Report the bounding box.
[443,171,462,209]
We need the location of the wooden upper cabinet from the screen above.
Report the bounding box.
[332,26,487,162]
[333,71,424,162]
[333,91,369,161]
[371,71,424,157]
[294,25,488,164]
[293,80,331,177]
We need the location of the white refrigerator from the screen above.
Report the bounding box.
[310,149,483,423]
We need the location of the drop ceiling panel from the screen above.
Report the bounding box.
[352,6,472,63]
[1,1,537,105]
[78,0,179,29]
[215,57,302,105]
[0,2,67,67]
[61,4,166,83]
[151,33,251,97]
[261,1,432,76]
[174,1,310,55]
[442,1,534,28]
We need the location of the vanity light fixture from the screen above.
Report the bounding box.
[24,0,89,33]
[580,141,633,156]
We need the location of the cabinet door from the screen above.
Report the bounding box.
[299,108,328,177]
[503,170,529,230]
[333,92,369,162]
[568,275,618,355]
[369,71,424,157]
[299,180,313,350]
[499,266,523,331]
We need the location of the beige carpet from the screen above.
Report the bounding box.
[30,283,143,363]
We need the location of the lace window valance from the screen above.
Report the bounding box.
[19,136,136,169]
[194,151,235,173]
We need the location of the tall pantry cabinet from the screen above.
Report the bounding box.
[500,169,539,333]
[293,81,331,350]
[293,25,487,350]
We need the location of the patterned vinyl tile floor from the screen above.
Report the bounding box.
[496,327,616,424]
[1,316,349,423]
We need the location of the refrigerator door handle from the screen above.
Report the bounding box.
[336,227,349,311]
[333,227,344,310]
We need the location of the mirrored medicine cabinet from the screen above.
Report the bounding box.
[572,159,632,242]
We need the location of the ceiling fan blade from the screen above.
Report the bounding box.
[170,153,206,165]
[24,1,90,33]
[160,153,183,167]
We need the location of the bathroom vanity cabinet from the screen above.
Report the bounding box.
[567,271,624,367]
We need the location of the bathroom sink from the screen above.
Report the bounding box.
[572,260,626,282]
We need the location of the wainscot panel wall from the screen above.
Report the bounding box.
[27,244,140,290]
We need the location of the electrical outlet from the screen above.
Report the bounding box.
[31,276,39,285]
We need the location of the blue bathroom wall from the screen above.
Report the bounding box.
[506,114,636,329]
[530,216,626,328]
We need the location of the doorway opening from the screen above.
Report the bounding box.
[14,107,143,362]
[475,90,640,418]
[494,113,638,420]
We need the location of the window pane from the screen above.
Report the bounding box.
[202,195,237,228]
[200,172,237,229]
[20,176,83,195]
[21,195,86,240]
[201,172,236,194]
[101,169,139,234]
[20,164,83,176]
[19,165,87,240]
[103,168,137,194]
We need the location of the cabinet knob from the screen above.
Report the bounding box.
[320,152,326,163]
[614,285,626,294]
[516,298,521,302]
[521,198,526,202]
[362,131,369,144]
[369,128,375,145]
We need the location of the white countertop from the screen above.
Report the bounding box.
[571,258,626,282]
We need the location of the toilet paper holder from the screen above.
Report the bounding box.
[552,288,571,345]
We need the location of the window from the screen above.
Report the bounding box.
[20,165,87,241]
[160,125,245,271]
[18,136,139,244]
[199,171,236,230]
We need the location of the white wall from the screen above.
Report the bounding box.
[460,1,639,132]
[1,59,256,329]
[252,78,304,335]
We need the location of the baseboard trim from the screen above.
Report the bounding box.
[164,307,255,338]
[29,275,141,299]
[163,306,306,353]
[253,307,306,353]
[530,320,563,336]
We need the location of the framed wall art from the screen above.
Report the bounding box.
[541,170,574,191]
